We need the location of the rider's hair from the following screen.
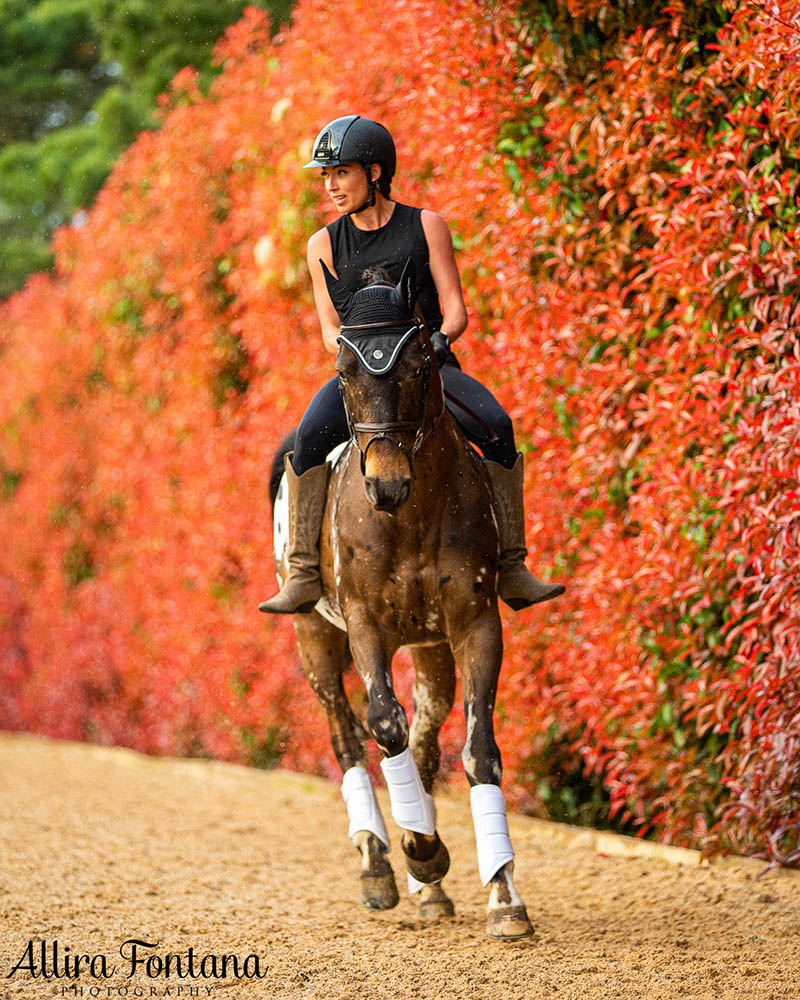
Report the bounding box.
[375,172,391,198]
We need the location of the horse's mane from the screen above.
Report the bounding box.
[360,266,394,287]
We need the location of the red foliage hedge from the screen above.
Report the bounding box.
[1,0,799,863]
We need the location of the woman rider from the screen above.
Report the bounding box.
[260,115,564,614]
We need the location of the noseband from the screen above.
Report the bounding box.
[337,318,444,477]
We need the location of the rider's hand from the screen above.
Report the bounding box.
[431,331,451,364]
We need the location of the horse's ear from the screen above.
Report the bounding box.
[320,259,353,319]
[393,258,417,314]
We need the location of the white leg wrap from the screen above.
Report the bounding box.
[341,766,390,849]
[407,872,426,895]
[380,747,436,836]
[470,783,515,886]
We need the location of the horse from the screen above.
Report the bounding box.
[269,260,534,939]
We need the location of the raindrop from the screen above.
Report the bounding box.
[84,110,99,126]
[72,210,89,229]
[43,110,66,129]
[105,61,122,78]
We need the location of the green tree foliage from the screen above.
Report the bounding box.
[0,0,291,299]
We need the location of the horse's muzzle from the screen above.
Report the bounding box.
[364,475,412,514]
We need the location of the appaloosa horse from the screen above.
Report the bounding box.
[270,261,533,939]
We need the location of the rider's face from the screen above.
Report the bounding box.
[321,162,372,213]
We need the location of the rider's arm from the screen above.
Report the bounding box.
[421,210,468,345]
[307,228,341,356]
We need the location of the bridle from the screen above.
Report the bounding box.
[337,317,445,477]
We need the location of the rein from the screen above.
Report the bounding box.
[442,390,499,444]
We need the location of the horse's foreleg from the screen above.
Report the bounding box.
[293,614,398,910]
[348,617,450,887]
[454,612,534,939]
[351,829,399,910]
[294,615,367,771]
[408,642,456,789]
[403,643,457,919]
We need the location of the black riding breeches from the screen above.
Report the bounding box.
[440,360,516,468]
[292,377,351,475]
[291,356,517,474]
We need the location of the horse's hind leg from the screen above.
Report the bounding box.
[406,643,456,920]
[293,613,399,910]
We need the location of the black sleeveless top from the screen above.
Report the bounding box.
[327,203,444,329]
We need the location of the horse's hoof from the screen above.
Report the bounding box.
[403,835,450,884]
[486,904,534,940]
[360,872,400,910]
[419,883,455,922]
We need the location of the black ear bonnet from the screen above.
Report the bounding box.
[322,260,422,375]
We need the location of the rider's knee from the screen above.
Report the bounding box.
[494,411,513,442]
[483,414,516,469]
[293,423,330,474]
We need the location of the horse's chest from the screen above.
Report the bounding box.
[333,528,445,640]
[323,445,496,643]
[381,557,437,608]
[375,561,446,641]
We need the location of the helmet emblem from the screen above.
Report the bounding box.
[316,130,334,159]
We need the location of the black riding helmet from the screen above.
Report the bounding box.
[304,115,396,215]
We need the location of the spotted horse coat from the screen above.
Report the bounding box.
[270,261,533,939]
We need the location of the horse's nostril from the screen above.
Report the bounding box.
[364,477,412,512]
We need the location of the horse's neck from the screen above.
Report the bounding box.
[412,410,481,506]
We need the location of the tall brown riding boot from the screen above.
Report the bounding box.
[258,453,330,615]
[486,453,565,611]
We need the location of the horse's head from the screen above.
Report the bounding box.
[322,259,444,515]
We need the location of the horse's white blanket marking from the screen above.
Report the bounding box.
[380,747,436,836]
[273,441,348,631]
[341,765,390,848]
[470,783,515,885]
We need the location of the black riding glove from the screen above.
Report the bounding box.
[431,331,451,364]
